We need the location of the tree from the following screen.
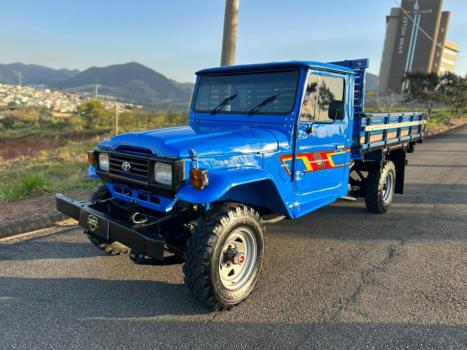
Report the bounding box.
[402,72,442,118]
[438,73,467,119]
[77,99,109,129]
[374,90,402,112]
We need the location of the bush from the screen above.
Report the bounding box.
[77,99,111,129]
[1,174,50,201]
[429,110,452,127]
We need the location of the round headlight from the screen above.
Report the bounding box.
[154,162,172,186]
[98,153,109,172]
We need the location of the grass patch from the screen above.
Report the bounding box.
[0,174,50,201]
[0,137,101,202]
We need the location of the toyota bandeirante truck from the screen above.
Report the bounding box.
[56,58,426,310]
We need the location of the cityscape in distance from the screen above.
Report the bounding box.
[0,62,194,112]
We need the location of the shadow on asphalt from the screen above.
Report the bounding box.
[0,276,206,317]
[0,275,465,349]
[0,238,185,265]
[268,197,467,242]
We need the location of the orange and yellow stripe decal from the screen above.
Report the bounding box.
[280,148,350,176]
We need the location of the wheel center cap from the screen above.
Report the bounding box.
[233,253,245,265]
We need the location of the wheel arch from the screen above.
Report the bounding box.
[352,147,406,195]
[386,148,406,195]
[175,168,290,217]
[218,179,289,216]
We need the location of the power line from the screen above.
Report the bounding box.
[392,0,466,58]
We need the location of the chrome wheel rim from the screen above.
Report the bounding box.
[218,227,257,291]
[382,171,394,204]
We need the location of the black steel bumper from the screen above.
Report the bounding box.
[56,194,166,259]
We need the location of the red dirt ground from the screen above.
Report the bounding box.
[0,189,93,222]
[0,135,60,160]
[0,131,108,160]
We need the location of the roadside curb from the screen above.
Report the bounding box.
[0,223,78,244]
[426,120,467,137]
[0,211,67,239]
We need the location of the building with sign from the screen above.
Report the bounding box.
[378,0,459,93]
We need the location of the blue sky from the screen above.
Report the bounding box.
[1,0,466,82]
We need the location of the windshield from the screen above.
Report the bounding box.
[193,70,299,115]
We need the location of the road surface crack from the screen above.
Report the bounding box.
[295,244,401,349]
[325,244,399,322]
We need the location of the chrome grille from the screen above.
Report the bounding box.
[109,153,149,182]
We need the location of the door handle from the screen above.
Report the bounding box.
[336,145,345,150]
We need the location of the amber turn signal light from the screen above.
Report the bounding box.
[87,151,95,166]
[190,168,208,190]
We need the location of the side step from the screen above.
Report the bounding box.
[339,195,357,202]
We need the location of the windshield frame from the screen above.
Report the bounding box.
[192,68,300,116]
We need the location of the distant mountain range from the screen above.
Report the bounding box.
[0,61,379,109]
[0,63,79,86]
[0,62,194,110]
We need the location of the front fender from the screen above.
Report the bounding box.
[175,168,273,204]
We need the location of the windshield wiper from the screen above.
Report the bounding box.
[209,94,237,115]
[247,93,280,115]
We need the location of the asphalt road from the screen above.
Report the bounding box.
[1,126,466,349]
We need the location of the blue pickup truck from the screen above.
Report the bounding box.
[56,58,426,310]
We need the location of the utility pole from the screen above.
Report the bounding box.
[10,69,22,87]
[220,0,239,66]
[94,84,99,99]
[115,103,119,135]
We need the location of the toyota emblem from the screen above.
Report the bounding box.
[121,161,132,172]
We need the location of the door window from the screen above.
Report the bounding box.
[300,74,345,122]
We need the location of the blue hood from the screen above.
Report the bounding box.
[104,126,286,158]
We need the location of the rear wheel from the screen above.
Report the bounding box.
[86,185,129,255]
[365,161,396,214]
[183,203,265,311]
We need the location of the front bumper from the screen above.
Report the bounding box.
[56,194,166,259]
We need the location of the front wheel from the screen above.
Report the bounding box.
[365,161,396,214]
[183,203,265,311]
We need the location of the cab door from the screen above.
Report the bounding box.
[293,71,350,196]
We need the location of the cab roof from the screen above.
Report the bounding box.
[196,61,354,75]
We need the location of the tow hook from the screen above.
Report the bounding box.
[131,212,148,224]
[130,251,146,264]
